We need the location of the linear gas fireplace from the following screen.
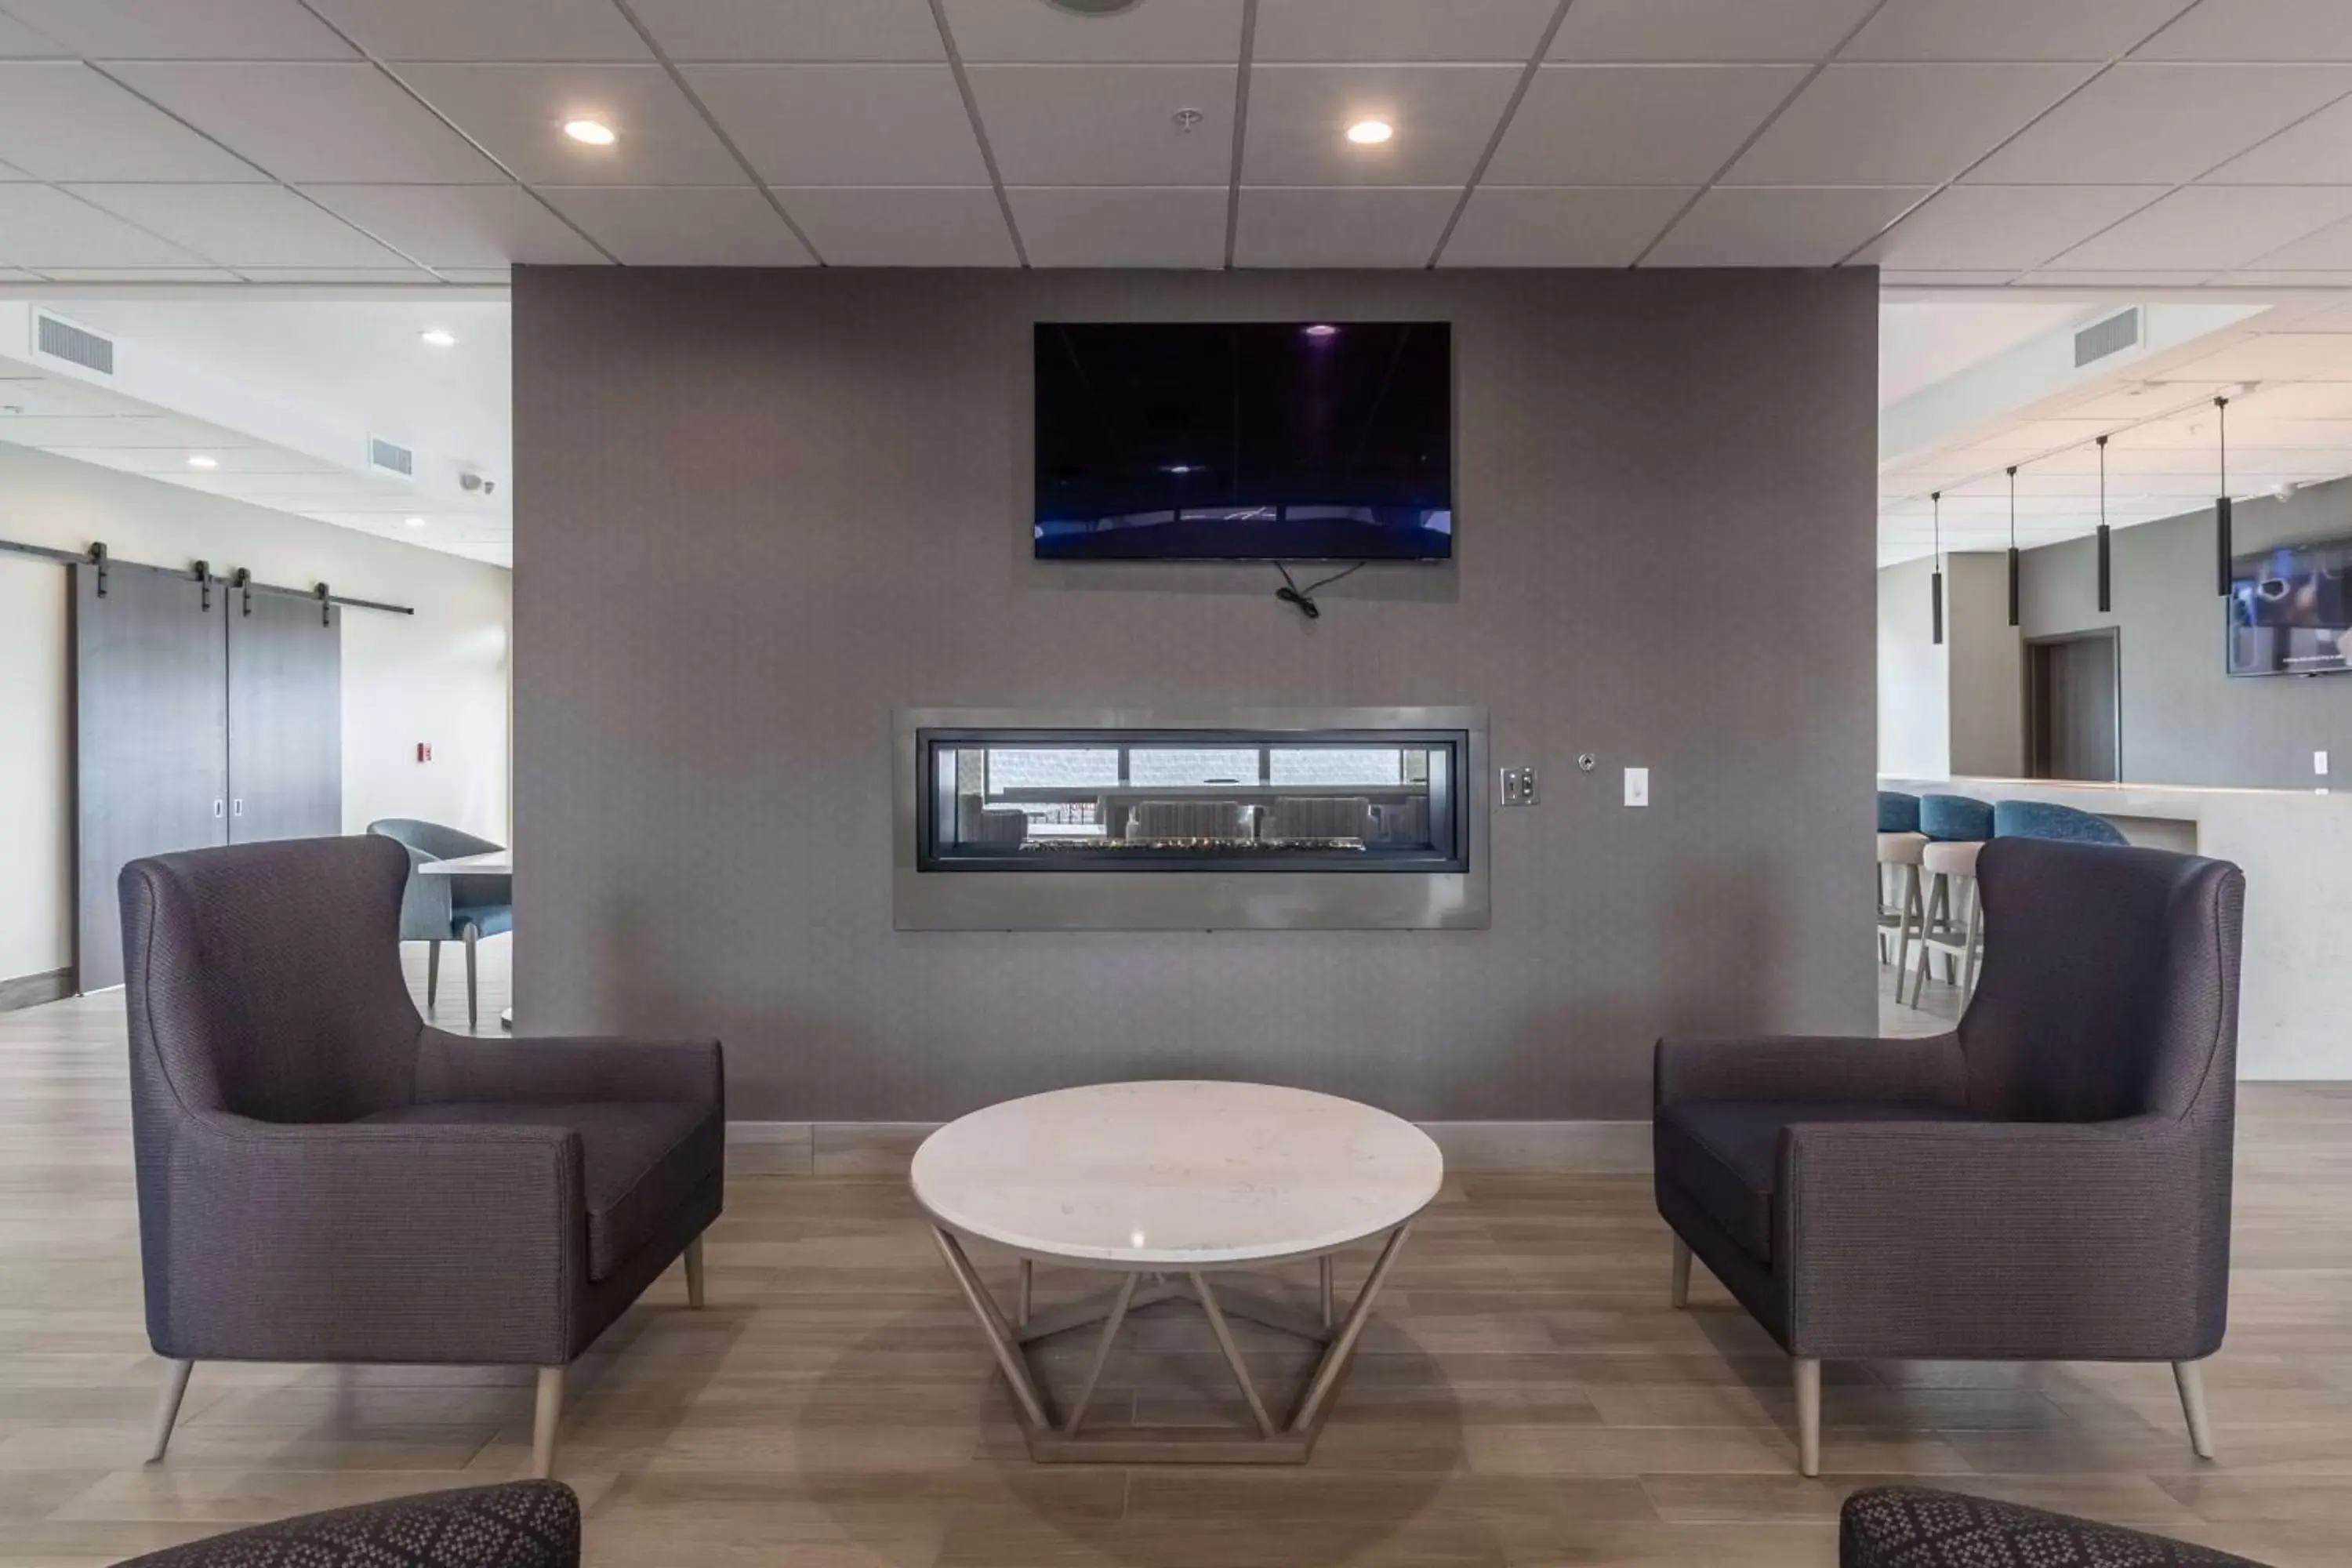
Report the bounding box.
[894,707,1487,931]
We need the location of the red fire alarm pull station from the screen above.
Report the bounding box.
[416,742,433,763]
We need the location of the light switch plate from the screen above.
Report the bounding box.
[1624,767,1650,808]
[1499,765,1538,806]
[2317,750,2330,777]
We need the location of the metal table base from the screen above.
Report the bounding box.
[929,1223,1411,1465]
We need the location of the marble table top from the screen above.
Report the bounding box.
[910,1080,1444,1267]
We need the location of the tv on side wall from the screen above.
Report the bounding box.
[2230,538,2352,677]
[1033,321,1454,562]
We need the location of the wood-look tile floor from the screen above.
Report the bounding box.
[1,942,2346,1566]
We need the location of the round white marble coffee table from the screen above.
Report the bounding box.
[912,1080,1443,1464]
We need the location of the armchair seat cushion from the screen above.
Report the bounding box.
[450,903,514,941]
[1657,1101,1984,1265]
[360,1100,719,1280]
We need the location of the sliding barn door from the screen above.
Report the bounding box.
[72,564,227,993]
[227,592,341,844]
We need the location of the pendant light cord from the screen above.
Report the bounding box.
[2098,434,2107,524]
[2007,466,2016,548]
[1932,492,1941,566]
[2216,394,2229,495]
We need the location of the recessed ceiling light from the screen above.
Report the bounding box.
[187,455,217,470]
[1345,119,1393,146]
[404,516,428,528]
[1302,323,1339,338]
[419,328,457,347]
[564,118,616,146]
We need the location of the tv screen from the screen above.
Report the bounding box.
[2230,538,2352,677]
[1033,321,1453,562]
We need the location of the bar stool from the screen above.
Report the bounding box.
[1992,799,2131,847]
[1908,795,1992,1008]
[1876,791,1926,975]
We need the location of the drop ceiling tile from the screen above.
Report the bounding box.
[2053,185,2352,270]
[303,0,652,62]
[66,183,412,267]
[0,13,68,56]
[31,267,246,281]
[1860,185,2166,270]
[302,184,606,266]
[1254,0,1558,62]
[1439,186,1692,266]
[1965,64,2352,184]
[2201,96,2352,184]
[1842,0,2183,61]
[233,265,443,282]
[1643,184,1928,265]
[1232,186,1457,267]
[0,160,29,180]
[970,66,1236,185]
[1551,0,1878,62]
[2227,268,2352,285]
[543,185,813,264]
[0,63,267,182]
[435,267,516,283]
[1878,270,2026,285]
[0,185,211,267]
[4,0,355,59]
[1485,65,1804,186]
[683,64,986,184]
[1242,64,1523,186]
[939,0,1242,63]
[397,64,744,185]
[625,0,945,62]
[2136,0,2352,60]
[110,64,506,184]
[2242,211,2352,270]
[1006,185,1227,267]
[773,186,1014,265]
[1726,64,2096,186]
[2016,267,2222,287]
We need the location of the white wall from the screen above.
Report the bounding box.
[1878,554,1949,778]
[0,444,510,985]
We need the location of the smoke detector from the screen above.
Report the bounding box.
[1044,0,1142,13]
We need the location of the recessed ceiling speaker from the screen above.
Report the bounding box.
[1044,0,1143,13]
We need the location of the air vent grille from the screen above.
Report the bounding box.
[2074,308,2141,368]
[35,313,114,376]
[368,436,414,477]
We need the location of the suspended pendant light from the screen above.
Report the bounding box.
[2006,465,2020,627]
[1930,491,1944,646]
[2096,434,2111,615]
[2214,394,2233,596]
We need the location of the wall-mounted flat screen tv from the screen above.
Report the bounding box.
[2230,537,2352,677]
[1033,321,1453,562]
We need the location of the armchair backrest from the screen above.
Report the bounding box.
[120,836,423,1124]
[1961,838,2242,1125]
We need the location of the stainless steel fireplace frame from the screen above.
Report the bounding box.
[893,706,1489,931]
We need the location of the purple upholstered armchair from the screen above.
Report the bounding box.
[120,836,724,1479]
[1655,838,2242,1476]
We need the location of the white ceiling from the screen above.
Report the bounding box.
[1879,296,2352,565]
[0,0,2345,276]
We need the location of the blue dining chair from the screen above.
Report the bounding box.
[1909,796,1994,1007]
[366,818,512,1029]
[1876,793,1926,972]
[1994,800,2131,846]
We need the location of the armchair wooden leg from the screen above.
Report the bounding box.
[1669,1236,1691,1308]
[463,924,479,1032]
[684,1236,706,1309]
[1794,1357,1821,1477]
[531,1365,564,1479]
[146,1358,193,1464]
[426,941,441,1007]
[2173,1359,2216,1460]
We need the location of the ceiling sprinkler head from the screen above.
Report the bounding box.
[1172,107,1203,133]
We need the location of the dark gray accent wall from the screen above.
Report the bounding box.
[513,267,1878,1123]
[2019,474,2352,789]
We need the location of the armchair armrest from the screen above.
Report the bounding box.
[1777,1114,2230,1361]
[118,1482,580,1568]
[148,1112,586,1365]
[1839,1487,2261,1568]
[416,1031,723,1109]
[1655,1033,1964,1109]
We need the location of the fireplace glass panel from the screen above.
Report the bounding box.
[921,728,1465,872]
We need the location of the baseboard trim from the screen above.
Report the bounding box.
[0,968,71,1013]
[725,1118,1648,1178]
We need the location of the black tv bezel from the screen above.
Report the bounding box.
[1029,319,1457,566]
[2227,539,2352,680]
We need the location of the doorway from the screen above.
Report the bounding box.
[2026,630,2122,782]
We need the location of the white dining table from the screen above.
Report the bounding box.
[413,850,514,1028]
